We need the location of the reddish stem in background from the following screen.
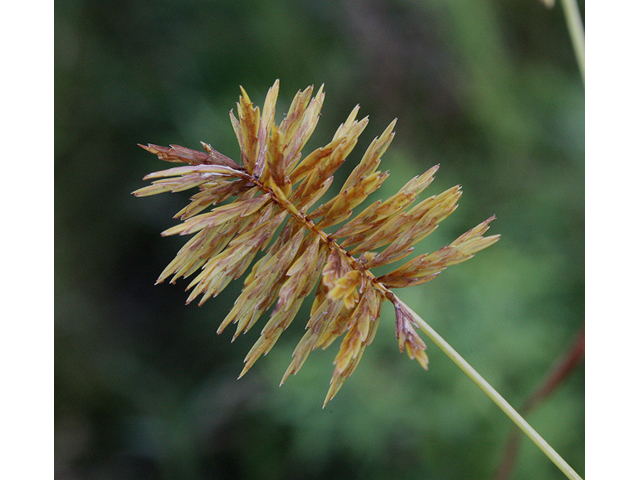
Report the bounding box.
[495,325,585,480]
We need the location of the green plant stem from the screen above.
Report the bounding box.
[560,0,585,83]
[395,298,583,480]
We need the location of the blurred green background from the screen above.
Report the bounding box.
[55,0,584,479]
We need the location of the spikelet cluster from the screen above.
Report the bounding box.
[134,80,499,406]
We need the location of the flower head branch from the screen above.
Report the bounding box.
[134,80,499,405]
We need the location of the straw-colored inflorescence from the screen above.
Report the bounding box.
[134,80,500,406]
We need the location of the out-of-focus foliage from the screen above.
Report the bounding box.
[55,1,584,479]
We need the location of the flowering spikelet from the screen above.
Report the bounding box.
[133,80,500,406]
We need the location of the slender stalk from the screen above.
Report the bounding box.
[560,0,585,83]
[395,298,583,480]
